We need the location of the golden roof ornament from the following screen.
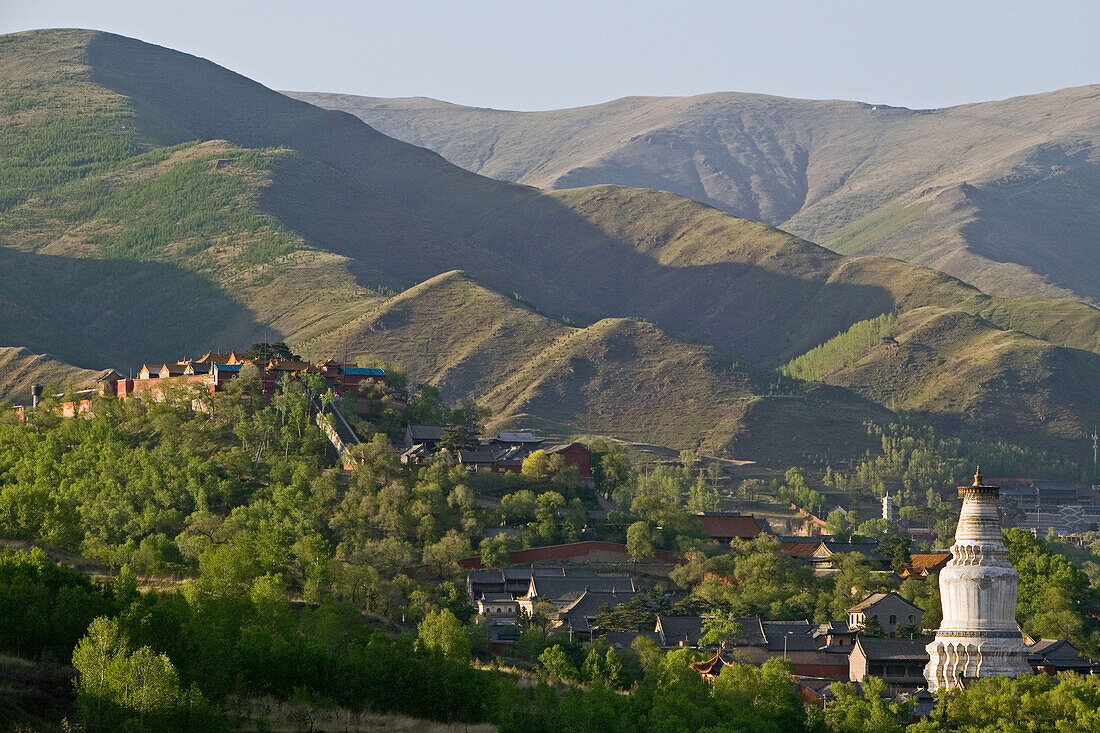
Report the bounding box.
[973,465,983,486]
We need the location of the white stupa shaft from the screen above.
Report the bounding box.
[925,468,1031,691]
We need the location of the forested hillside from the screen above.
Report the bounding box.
[3,387,1100,731]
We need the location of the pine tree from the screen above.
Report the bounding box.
[860,614,887,638]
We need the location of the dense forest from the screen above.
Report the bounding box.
[2,372,1100,731]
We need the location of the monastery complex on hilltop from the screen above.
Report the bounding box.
[13,350,386,420]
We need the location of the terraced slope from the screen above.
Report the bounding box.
[295,86,1100,303]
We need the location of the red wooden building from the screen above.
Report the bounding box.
[544,442,592,478]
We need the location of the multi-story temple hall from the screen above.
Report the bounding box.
[925,468,1032,690]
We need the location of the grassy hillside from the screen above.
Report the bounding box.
[0,347,100,404]
[546,186,979,363]
[335,271,888,463]
[305,270,572,399]
[780,306,1100,454]
[0,29,962,366]
[295,86,1100,304]
[1,29,1099,463]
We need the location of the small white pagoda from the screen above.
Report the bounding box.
[924,468,1031,691]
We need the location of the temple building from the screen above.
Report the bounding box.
[925,468,1032,691]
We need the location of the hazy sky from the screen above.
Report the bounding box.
[3,0,1097,111]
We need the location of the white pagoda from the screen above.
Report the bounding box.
[924,468,1031,691]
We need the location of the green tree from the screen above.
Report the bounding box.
[581,645,607,686]
[0,548,116,662]
[73,617,218,732]
[602,648,624,688]
[910,673,1100,732]
[826,677,910,733]
[899,575,942,632]
[539,644,579,683]
[521,449,551,479]
[422,530,473,575]
[579,645,624,688]
[711,657,812,732]
[860,614,886,638]
[244,342,298,361]
[478,533,512,567]
[500,489,538,523]
[439,425,478,451]
[785,466,809,493]
[826,509,854,541]
[830,553,887,619]
[406,384,446,424]
[687,535,818,621]
[857,518,904,540]
[447,397,488,434]
[416,608,472,662]
[894,616,922,639]
[357,357,408,392]
[699,611,743,648]
[1005,528,1091,644]
[736,478,767,506]
[880,535,912,575]
[631,635,662,676]
[592,442,633,501]
[687,470,721,513]
[626,521,656,564]
[114,563,139,606]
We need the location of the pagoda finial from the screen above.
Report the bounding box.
[973,466,982,486]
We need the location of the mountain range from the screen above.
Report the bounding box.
[2,29,1099,466]
[290,87,1100,306]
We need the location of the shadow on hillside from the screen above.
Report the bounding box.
[86,31,896,365]
[0,247,267,370]
[959,144,1100,303]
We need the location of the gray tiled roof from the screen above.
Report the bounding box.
[817,620,853,634]
[855,637,931,662]
[407,424,444,441]
[762,621,817,651]
[734,617,768,646]
[504,566,566,580]
[467,569,505,584]
[457,448,498,464]
[493,432,542,443]
[489,625,522,644]
[656,615,704,646]
[1028,639,1093,667]
[848,591,922,613]
[558,589,643,633]
[606,630,662,649]
[527,573,636,602]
